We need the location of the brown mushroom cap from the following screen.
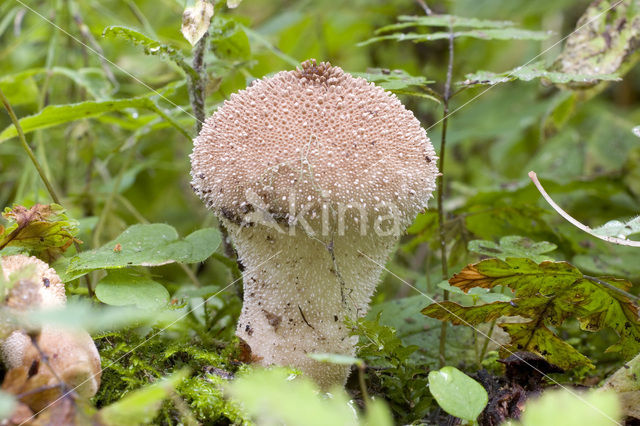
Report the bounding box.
[191,59,437,229]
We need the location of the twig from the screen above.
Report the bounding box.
[529,171,640,247]
[437,18,455,368]
[190,31,209,134]
[415,0,433,15]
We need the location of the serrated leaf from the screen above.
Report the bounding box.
[98,369,189,426]
[102,26,197,79]
[499,323,594,370]
[592,216,640,240]
[96,269,169,310]
[359,28,550,46]
[0,204,80,262]
[428,366,488,421]
[461,61,620,86]
[375,14,514,34]
[423,258,640,370]
[181,1,214,46]
[468,236,557,263]
[554,0,640,89]
[352,68,434,91]
[67,224,220,278]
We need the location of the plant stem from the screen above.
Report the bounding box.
[186,30,239,269]
[437,22,455,368]
[190,31,209,134]
[358,364,370,408]
[0,87,61,205]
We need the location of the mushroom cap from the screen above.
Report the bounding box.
[191,59,438,230]
[1,254,66,308]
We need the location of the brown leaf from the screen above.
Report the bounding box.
[449,263,496,291]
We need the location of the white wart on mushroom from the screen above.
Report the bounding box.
[191,59,438,388]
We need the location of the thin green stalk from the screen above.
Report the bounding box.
[34,0,63,198]
[358,364,370,409]
[0,87,61,205]
[478,320,496,366]
[437,22,455,368]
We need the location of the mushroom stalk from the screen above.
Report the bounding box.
[191,60,438,387]
[228,218,399,387]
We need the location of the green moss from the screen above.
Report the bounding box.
[94,317,250,424]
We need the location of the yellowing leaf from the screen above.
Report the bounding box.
[0,204,80,262]
[181,1,214,46]
[422,258,640,370]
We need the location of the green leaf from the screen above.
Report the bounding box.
[210,16,251,61]
[49,67,113,100]
[0,391,16,421]
[461,61,620,86]
[0,69,39,106]
[98,369,190,426]
[96,269,170,310]
[363,399,395,426]
[0,204,80,262]
[225,368,380,426]
[22,301,180,333]
[367,295,476,367]
[352,68,433,90]
[0,83,185,143]
[102,26,197,80]
[516,389,621,426]
[554,0,640,88]
[67,224,220,278]
[375,14,514,34]
[592,216,640,240]
[422,258,640,370]
[359,28,550,46]
[468,236,557,263]
[428,366,488,421]
[308,353,364,367]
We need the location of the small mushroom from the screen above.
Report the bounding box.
[190,59,438,387]
[0,255,101,398]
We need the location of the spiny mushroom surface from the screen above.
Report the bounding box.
[191,59,438,387]
[0,255,101,398]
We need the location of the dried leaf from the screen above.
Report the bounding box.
[181,1,214,46]
[423,258,640,370]
[0,204,80,262]
[554,0,640,88]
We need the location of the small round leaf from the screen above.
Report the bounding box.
[428,366,488,421]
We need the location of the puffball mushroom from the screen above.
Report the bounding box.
[190,59,438,387]
[0,255,101,398]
